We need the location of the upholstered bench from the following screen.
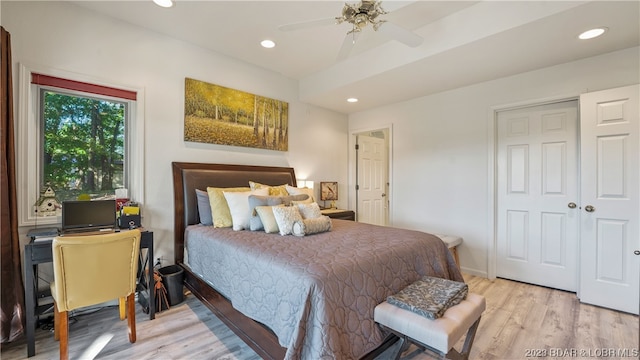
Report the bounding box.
[375,292,485,360]
[435,234,463,268]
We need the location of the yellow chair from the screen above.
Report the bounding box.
[50,230,141,360]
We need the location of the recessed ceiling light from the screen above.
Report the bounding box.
[347,98,358,103]
[578,27,607,40]
[153,0,173,8]
[261,40,276,49]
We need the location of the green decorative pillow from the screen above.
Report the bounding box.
[249,181,289,196]
[206,186,250,228]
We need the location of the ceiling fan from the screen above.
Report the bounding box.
[278,1,424,60]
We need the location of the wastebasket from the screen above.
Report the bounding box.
[158,265,184,306]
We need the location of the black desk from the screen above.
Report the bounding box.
[23,230,155,357]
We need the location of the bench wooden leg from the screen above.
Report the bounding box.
[459,315,481,359]
[392,336,411,360]
[449,246,460,269]
[445,315,481,360]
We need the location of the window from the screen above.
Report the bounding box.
[40,89,127,202]
[18,65,144,226]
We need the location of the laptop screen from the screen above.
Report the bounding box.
[61,200,116,233]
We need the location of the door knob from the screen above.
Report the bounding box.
[634,250,640,256]
[585,205,595,213]
[381,193,386,197]
[568,202,577,209]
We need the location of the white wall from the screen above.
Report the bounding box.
[349,47,640,277]
[3,1,348,263]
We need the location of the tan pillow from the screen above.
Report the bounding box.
[255,204,284,233]
[206,187,250,228]
[249,181,289,196]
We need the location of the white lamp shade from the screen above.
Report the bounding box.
[297,180,314,189]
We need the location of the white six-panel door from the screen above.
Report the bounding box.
[497,101,579,291]
[579,85,639,314]
[357,135,387,225]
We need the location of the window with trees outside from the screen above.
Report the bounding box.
[17,68,143,226]
[40,89,127,202]
[21,72,140,224]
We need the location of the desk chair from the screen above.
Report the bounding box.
[50,230,141,360]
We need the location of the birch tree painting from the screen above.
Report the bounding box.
[184,78,288,151]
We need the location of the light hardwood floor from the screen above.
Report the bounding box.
[2,274,638,360]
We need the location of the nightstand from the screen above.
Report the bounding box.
[321,208,355,221]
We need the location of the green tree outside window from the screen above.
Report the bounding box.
[41,90,126,202]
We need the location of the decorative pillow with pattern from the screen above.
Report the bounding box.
[249,181,289,196]
[386,276,468,320]
[292,216,332,237]
[272,206,303,236]
[297,202,322,219]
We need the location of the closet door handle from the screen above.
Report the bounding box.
[585,205,595,213]
[568,202,577,209]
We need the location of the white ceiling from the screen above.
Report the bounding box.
[72,1,640,114]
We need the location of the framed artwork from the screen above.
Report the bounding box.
[184,77,289,151]
[320,182,338,201]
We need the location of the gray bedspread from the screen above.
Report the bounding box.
[185,219,463,360]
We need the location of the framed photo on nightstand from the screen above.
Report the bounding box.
[320,182,338,201]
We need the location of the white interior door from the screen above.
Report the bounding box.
[356,134,387,225]
[497,101,579,291]
[579,84,639,315]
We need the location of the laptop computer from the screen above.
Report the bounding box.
[61,199,117,234]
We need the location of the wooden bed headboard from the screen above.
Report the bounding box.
[171,162,297,264]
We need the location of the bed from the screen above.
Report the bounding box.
[172,162,463,360]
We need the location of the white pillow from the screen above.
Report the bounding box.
[272,206,303,236]
[297,202,322,219]
[223,188,269,231]
[286,185,315,203]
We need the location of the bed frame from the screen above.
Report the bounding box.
[171,162,395,359]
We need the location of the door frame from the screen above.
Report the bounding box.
[349,124,393,224]
[487,94,579,280]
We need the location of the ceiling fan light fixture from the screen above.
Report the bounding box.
[354,13,369,29]
[578,27,607,40]
[260,39,276,48]
[153,0,173,8]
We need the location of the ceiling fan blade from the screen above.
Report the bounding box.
[278,17,337,32]
[336,31,360,61]
[377,21,423,47]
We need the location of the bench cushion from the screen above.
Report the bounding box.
[435,234,463,248]
[375,293,486,354]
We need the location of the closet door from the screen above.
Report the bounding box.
[579,84,639,315]
[496,101,579,291]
